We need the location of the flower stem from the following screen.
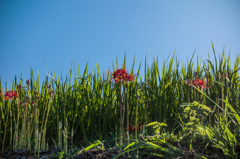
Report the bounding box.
[1,110,9,155]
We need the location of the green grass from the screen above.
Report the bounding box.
[0,43,240,158]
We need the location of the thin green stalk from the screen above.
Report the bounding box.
[221,78,224,120]
[10,110,12,149]
[64,117,68,154]
[226,79,229,124]
[1,107,9,155]
[126,86,129,155]
[118,84,124,145]
[38,131,40,159]
[58,121,62,148]
[14,98,21,150]
[20,103,28,148]
[34,109,39,156]
[135,93,139,159]
[188,85,190,103]
[71,127,74,148]
[42,99,53,150]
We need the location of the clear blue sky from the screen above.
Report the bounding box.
[1,0,240,88]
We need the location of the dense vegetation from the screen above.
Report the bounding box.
[0,44,240,158]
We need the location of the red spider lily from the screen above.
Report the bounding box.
[185,78,212,90]
[4,91,18,100]
[125,74,134,81]
[126,125,142,133]
[112,67,135,83]
[192,79,205,88]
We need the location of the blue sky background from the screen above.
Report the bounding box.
[0,0,240,88]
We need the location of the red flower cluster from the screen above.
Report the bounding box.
[4,91,18,100]
[126,125,142,133]
[185,79,212,90]
[192,79,205,88]
[112,68,134,83]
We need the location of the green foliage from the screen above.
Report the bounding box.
[0,44,240,158]
[78,140,105,154]
[181,101,212,120]
[146,121,167,135]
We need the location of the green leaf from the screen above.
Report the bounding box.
[124,141,136,150]
[222,99,240,125]
[146,121,159,127]
[79,140,103,154]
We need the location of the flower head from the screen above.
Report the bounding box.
[112,67,135,83]
[185,78,212,90]
[4,91,18,100]
[26,79,30,87]
[192,79,205,88]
